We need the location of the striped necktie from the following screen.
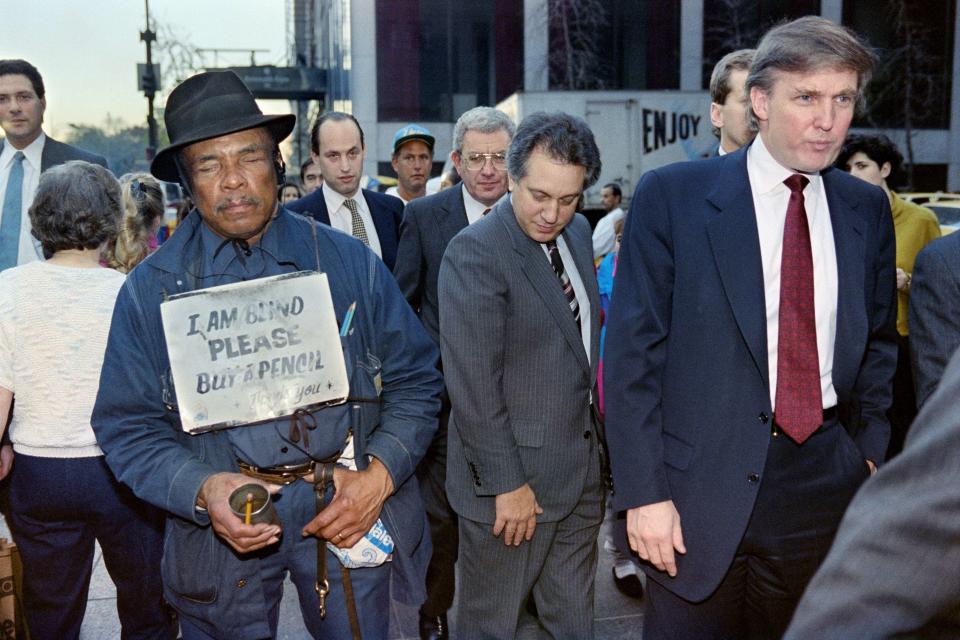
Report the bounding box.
[546,239,581,328]
[0,152,25,270]
[344,198,369,245]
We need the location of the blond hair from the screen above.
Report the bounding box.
[110,173,164,273]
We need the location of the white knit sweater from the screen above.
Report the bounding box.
[0,261,125,457]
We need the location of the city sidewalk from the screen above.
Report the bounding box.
[1,517,646,639]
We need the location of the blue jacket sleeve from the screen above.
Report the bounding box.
[851,189,897,465]
[92,280,217,524]
[363,254,442,490]
[603,170,676,511]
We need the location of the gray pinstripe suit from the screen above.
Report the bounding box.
[438,197,604,638]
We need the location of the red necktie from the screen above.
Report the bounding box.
[775,174,821,444]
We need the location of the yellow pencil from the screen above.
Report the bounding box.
[244,493,253,525]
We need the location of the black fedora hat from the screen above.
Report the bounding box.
[151,70,296,183]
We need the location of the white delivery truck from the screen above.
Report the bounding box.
[497,90,716,210]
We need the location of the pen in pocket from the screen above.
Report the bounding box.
[340,301,357,337]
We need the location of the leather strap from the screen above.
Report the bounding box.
[313,461,361,639]
[237,459,314,485]
[341,564,362,639]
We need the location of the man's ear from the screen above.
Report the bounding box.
[880,161,892,180]
[710,102,724,130]
[750,86,769,124]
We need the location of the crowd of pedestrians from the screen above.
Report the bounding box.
[1,12,959,640]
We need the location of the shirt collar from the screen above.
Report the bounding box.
[1,131,44,171]
[462,183,504,218]
[199,208,284,276]
[747,133,822,197]
[322,181,360,214]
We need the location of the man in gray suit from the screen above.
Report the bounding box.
[438,112,604,638]
[908,231,960,410]
[393,106,515,640]
[784,345,960,639]
[0,59,108,270]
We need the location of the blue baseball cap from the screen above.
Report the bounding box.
[392,124,435,154]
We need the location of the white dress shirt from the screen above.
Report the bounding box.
[0,133,45,266]
[748,133,838,411]
[541,234,592,363]
[321,181,383,259]
[591,206,625,259]
[462,184,506,225]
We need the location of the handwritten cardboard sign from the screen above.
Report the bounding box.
[160,271,348,433]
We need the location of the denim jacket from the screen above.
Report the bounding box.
[92,209,441,639]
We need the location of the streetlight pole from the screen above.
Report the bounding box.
[141,0,158,161]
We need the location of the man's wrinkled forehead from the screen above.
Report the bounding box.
[183,127,274,163]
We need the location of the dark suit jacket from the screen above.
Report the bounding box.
[393,185,469,345]
[908,231,960,409]
[603,145,898,601]
[39,136,108,172]
[438,198,602,524]
[0,135,107,172]
[784,346,960,640]
[0,136,108,262]
[286,186,404,270]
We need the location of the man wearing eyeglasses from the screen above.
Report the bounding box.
[393,106,515,640]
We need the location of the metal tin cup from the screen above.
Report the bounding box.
[228,483,280,526]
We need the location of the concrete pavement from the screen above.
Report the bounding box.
[2,517,646,638]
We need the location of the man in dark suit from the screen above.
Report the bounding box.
[708,48,756,157]
[286,112,403,270]
[0,58,108,270]
[784,345,960,639]
[439,112,605,638]
[908,231,960,410]
[393,106,515,639]
[604,17,897,638]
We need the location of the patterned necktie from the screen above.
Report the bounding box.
[0,152,25,270]
[546,239,581,329]
[775,174,821,444]
[344,198,369,245]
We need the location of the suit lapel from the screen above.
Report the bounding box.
[40,136,60,172]
[496,200,591,373]
[313,191,331,225]
[823,169,866,394]
[363,190,388,242]
[438,188,469,246]
[706,152,770,390]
